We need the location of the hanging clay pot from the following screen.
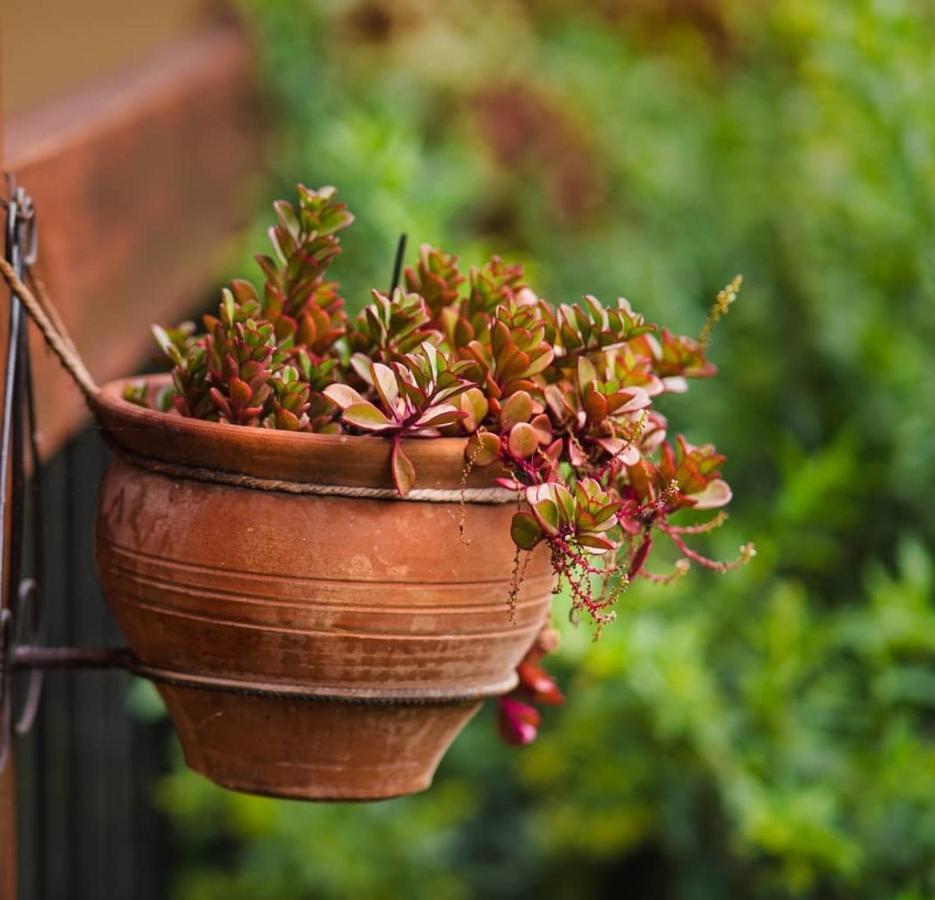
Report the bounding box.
[92,374,553,800]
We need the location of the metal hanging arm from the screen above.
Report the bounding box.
[0,178,127,773]
[11,646,133,671]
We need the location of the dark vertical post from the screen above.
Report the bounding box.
[0,123,19,900]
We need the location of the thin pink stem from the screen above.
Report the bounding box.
[665,512,727,535]
[660,525,740,572]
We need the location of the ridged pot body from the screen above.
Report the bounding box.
[93,376,553,800]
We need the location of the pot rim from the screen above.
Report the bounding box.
[93,374,503,491]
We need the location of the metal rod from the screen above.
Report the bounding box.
[389,232,407,294]
[0,185,24,621]
[12,645,133,671]
[0,180,26,775]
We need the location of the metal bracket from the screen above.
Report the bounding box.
[0,176,43,771]
[0,177,137,771]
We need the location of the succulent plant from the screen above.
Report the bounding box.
[257,185,352,352]
[149,184,352,428]
[347,288,434,364]
[149,185,752,743]
[403,243,464,316]
[324,341,473,494]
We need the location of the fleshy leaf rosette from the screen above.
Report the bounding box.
[325,341,472,495]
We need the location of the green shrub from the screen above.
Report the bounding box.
[161,2,935,897]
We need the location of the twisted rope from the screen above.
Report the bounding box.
[0,256,99,403]
[115,444,517,504]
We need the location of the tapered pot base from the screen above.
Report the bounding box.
[158,683,482,801]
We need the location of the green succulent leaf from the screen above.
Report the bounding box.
[372,362,399,408]
[415,404,466,429]
[508,422,539,458]
[531,499,560,536]
[323,383,366,409]
[501,390,534,430]
[467,432,501,467]
[391,440,416,496]
[342,402,393,431]
[460,388,489,433]
[511,512,543,550]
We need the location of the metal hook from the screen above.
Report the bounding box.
[10,185,36,270]
[0,176,44,770]
[21,206,38,268]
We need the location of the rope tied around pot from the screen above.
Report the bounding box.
[0,256,517,505]
[110,445,518,503]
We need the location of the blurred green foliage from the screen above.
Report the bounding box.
[161,1,935,897]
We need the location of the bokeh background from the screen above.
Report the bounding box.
[141,1,935,897]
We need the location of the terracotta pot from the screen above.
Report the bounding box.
[92,375,553,800]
